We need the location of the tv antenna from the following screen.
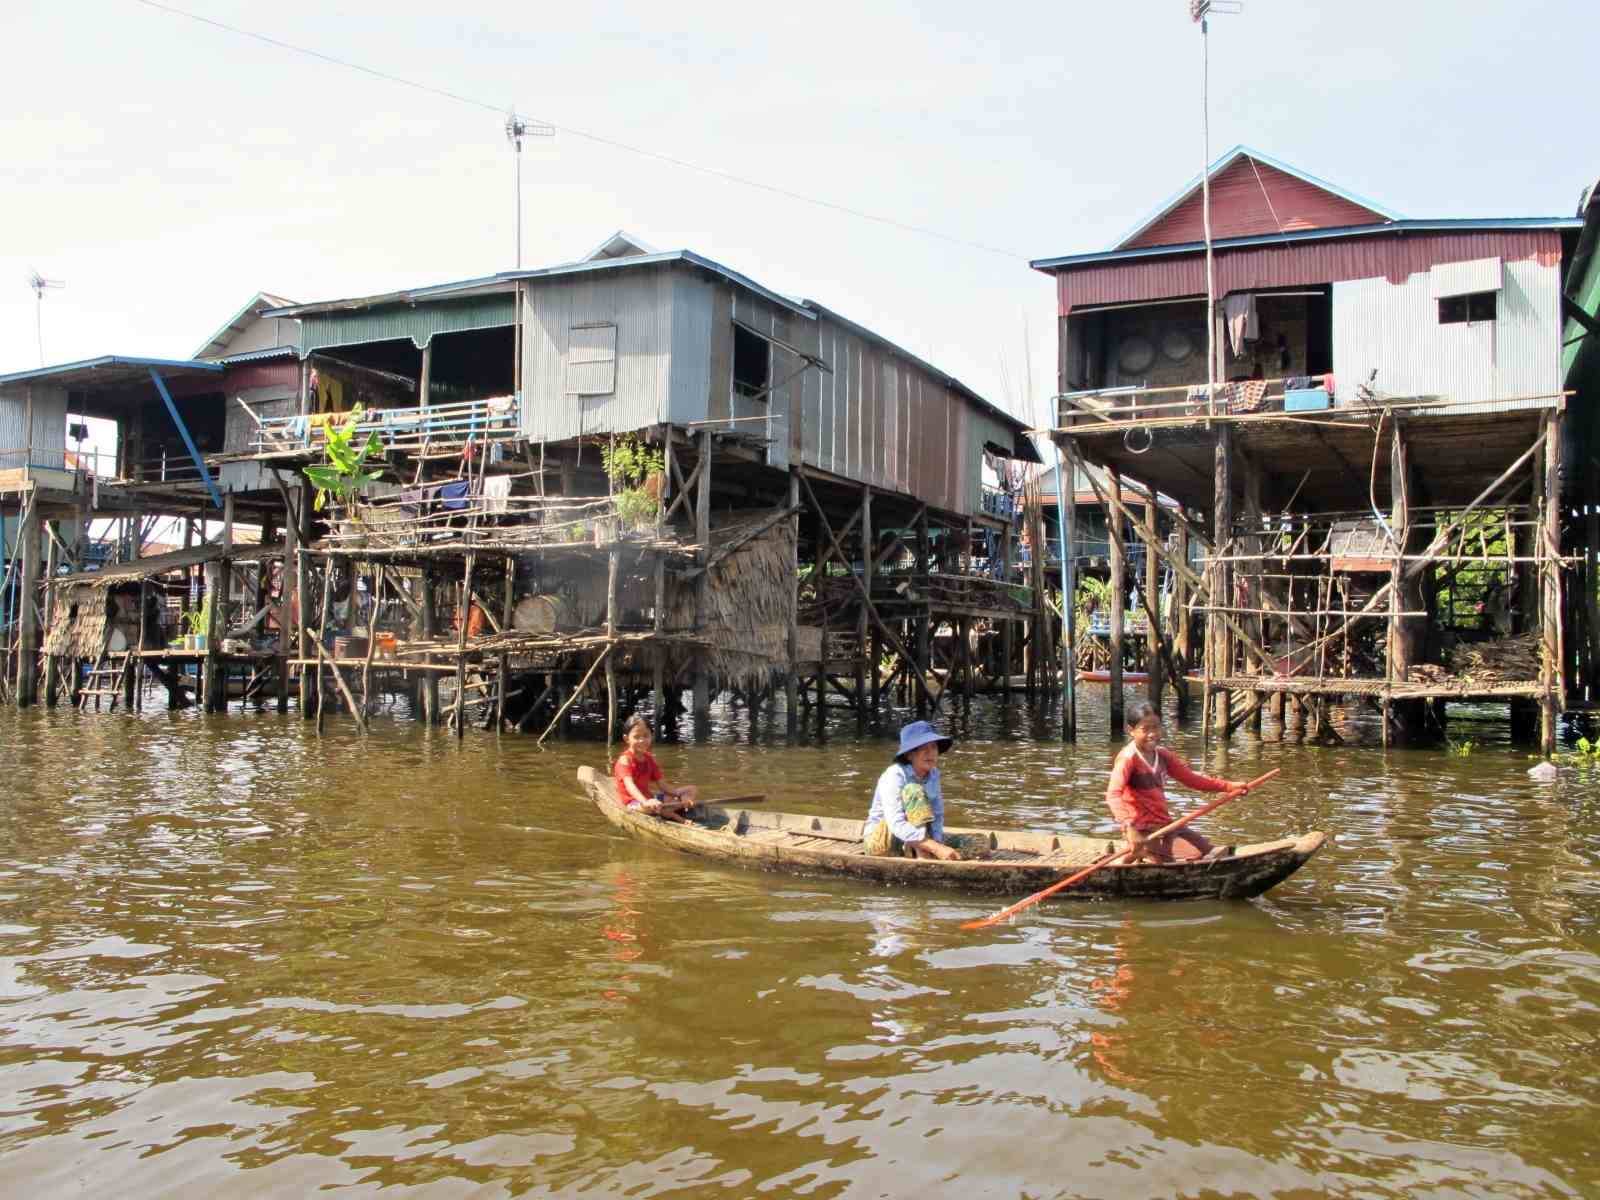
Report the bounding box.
[29,268,65,366]
[1189,0,1241,414]
[504,111,555,269]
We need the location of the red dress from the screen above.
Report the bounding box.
[1105,744,1230,832]
[613,750,663,806]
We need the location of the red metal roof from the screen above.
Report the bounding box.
[1054,230,1562,316]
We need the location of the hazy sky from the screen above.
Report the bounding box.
[4,0,1596,431]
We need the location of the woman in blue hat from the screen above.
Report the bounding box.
[862,721,963,860]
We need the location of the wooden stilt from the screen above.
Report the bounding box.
[785,468,801,734]
[1540,409,1564,757]
[606,543,620,748]
[1108,465,1126,735]
[454,553,475,739]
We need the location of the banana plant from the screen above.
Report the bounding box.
[303,404,385,513]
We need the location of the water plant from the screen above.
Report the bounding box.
[1445,737,1478,758]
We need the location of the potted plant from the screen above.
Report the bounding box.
[600,435,666,537]
[185,598,212,652]
[303,404,385,538]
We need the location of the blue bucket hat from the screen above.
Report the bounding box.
[896,720,953,760]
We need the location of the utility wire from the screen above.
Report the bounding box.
[129,0,1028,261]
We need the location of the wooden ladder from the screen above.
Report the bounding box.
[78,652,134,713]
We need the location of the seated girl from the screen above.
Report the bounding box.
[613,714,699,820]
[1107,702,1244,863]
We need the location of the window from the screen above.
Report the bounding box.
[565,323,616,395]
[1438,292,1496,325]
[733,324,771,401]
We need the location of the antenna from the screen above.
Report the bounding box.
[1189,0,1241,416]
[504,111,555,269]
[29,268,65,367]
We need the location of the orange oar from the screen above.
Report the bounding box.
[959,768,1280,931]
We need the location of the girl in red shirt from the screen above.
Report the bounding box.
[613,715,699,819]
[1106,702,1245,863]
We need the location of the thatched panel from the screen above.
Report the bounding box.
[43,581,115,658]
[661,507,797,690]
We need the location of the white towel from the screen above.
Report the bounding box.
[483,474,512,515]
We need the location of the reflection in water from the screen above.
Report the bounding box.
[0,694,1596,1197]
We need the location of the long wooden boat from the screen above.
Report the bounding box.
[578,767,1325,902]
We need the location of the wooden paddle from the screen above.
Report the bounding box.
[959,768,1281,931]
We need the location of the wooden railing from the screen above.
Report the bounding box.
[250,396,520,455]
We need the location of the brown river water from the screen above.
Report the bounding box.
[1,693,1598,1198]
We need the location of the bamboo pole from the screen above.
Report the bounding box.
[362,562,382,723]
[536,642,615,746]
[1540,409,1564,757]
[314,556,333,734]
[497,555,514,732]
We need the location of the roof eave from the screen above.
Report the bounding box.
[1031,217,1586,273]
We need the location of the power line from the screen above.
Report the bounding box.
[129,0,1028,261]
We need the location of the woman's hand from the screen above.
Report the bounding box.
[925,839,962,862]
[639,798,664,814]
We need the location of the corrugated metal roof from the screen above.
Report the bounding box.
[503,251,815,321]
[262,276,512,319]
[0,356,222,390]
[1033,218,1582,272]
[219,345,298,364]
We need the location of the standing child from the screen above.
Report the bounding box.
[613,714,699,819]
[1106,702,1245,863]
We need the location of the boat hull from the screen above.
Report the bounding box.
[578,768,1324,903]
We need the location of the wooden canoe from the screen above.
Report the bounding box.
[578,767,1325,902]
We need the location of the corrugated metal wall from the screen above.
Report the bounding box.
[0,384,68,469]
[1332,258,1561,408]
[520,266,679,442]
[1056,231,1563,315]
[1125,158,1387,249]
[798,314,993,517]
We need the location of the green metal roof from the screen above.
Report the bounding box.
[298,293,516,356]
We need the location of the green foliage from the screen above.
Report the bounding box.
[600,436,664,490]
[303,405,385,513]
[1445,737,1478,758]
[600,435,665,531]
[184,597,212,638]
[1574,736,1600,763]
[614,488,659,530]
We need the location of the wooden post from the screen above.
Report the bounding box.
[1107,466,1125,735]
[43,531,60,708]
[1174,521,1192,718]
[1143,492,1164,709]
[418,342,432,409]
[1241,457,1264,735]
[856,485,871,727]
[786,468,801,734]
[1540,409,1564,757]
[916,509,930,717]
[277,515,296,712]
[362,563,383,724]
[204,559,225,712]
[1000,509,1015,702]
[15,495,41,707]
[419,569,438,724]
[497,555,514,732]
[692,430,712,728]
[1063,447,1078,738]
[454,553,475,739]
[314,555,333,733]
[1211,427,1234,739]
[605,543,621,747]
[297,548,313,719]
